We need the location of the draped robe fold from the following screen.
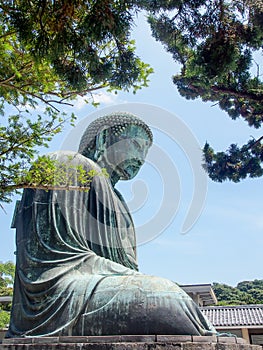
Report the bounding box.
[7,151,216,337]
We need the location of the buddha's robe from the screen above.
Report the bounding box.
[7,151,215,337]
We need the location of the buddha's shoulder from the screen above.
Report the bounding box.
[44,150,101,171]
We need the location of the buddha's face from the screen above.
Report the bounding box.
[97,124,151,181]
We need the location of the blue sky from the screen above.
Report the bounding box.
[1,13,262,287]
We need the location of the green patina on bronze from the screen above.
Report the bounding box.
[7,112,216,337]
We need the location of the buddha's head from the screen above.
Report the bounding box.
[78,112,153,184]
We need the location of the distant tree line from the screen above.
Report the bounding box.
[213,279,263,305]
[0,261,14,328]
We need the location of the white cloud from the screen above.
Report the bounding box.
[92,91,125,105]
[74,96,88,110]
[73,91,126,111]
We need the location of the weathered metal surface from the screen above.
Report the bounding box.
[8,113,216,338]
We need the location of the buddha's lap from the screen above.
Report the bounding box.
[72,274,204,335]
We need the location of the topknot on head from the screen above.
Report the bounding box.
[78,111,153,159]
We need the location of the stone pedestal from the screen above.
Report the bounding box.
[1,336,262,350]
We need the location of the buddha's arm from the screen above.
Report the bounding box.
[85,252,141,276]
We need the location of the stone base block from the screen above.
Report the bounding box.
[1,336,261,350]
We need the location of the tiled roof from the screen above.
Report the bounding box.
[200,305,263,327]
[0,296,12,304]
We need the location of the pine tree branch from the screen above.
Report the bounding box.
[0,82,63,111]
[0,120,65,157]
[211,86,263,102]
[0,30,17,39]
[0,183,91,192]
[245,135,263,151]
[0,62,34,84]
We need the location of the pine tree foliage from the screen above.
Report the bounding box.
[0,1,153,202]
[5,0,152,92]
[1,0,263,192]
[203,136,263,182]
[139,0,263,182]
